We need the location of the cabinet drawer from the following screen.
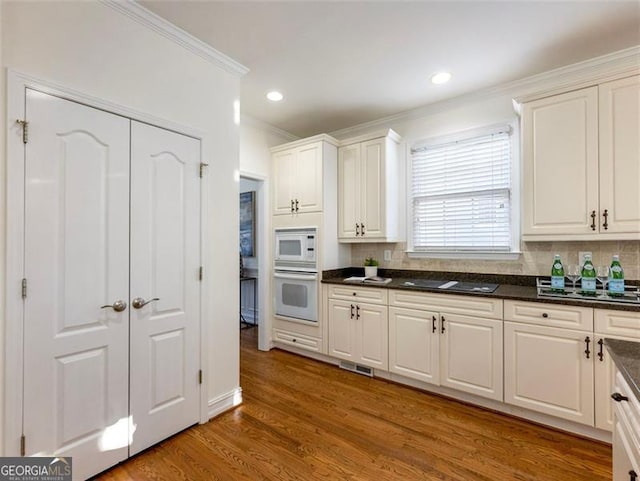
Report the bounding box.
[595,309,640,339]
[504,300,593,330]
[328,284,388,305]
[273,329,322,353]
[614,371,640,455]
[389,289,503,320]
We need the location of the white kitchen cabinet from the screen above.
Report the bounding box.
[388,291,503,401]
[388,306,440,385]
[440,313,503,401]
[599,75,640,235]
[271,135,338,216]
[504,321,594,425]
[338,129,403,242]
[327,292,388,370]
[594,309,640,432]
[521,75,640,241]
[612,371,640,481]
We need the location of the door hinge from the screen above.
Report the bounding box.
[199,266,203,281]
[16,119,28,144]
[198,369,203,384]
[21,278,27,299]
[20,434,26,457]
[199,163,209,178]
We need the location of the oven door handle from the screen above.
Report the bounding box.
[273,272,318,281]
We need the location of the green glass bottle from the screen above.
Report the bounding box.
[581,254,596,296]
[608,255,625,296]
[551,254,565,292]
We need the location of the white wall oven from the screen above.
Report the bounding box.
[274,227,318,322]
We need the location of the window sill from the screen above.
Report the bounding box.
[406,250,522,261]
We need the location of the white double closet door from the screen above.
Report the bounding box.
[22,89,201,480]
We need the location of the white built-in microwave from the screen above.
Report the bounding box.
[274,227,317,270]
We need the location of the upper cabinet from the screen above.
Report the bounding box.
[520,75,640,241]
[271,135,339,216]
[338,129,404,242]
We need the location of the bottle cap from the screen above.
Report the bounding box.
[613,255,619,260]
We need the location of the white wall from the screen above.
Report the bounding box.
[239,116,296,350]
[1,1,242,454]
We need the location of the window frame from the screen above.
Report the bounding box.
[405,121,521,260]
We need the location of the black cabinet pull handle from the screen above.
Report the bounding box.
[432,315,437,333]
[602,209,609,230]
[295,199,299,212]
[290,199,294,212]
[612,392,629,402]
[356,305,360,319]
[350,304,354,319]
[597,338,604,362]
[590,210,596,231]
[355,223,360,236]
[584,336,591,359]
[361,223,365,235]
[630,470,637,481]
[441,316,445,334]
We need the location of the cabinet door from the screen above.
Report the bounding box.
[613,417,640,481]
[338,143,361,238]
[295,143,323,213]
[360,138,385,238]
[357,303,388,370]
[328,299,356,362]
[522,87,599,238]
[594,336,617,431]
[599,75,640,236]
[273,149,295,215]
[440,314,503,401]
[389,307,439,385]
[504,322,594,425]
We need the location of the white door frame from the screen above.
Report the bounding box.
[239,171,272,352]
[4,69,211,456]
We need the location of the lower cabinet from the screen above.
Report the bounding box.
[388,306,503,401]
[504,321,594,425]
[612,371,640,480]
[328,298,388,370]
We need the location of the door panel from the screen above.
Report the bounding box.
[129,121,201,455]
[599,75,640,234]
[23,89,130,480]
[358,303,388,370]
[504,322,594,425]
[295,143,323,212]
[273,150,294,214]
[389,307,439,385]
[338,144,360,238]
[361,139,384,237]
[440,314,503,401]
[328,300,355,361]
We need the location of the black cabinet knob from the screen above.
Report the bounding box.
[542,313,548,318]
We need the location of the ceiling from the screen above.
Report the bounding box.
[141,1,640,138]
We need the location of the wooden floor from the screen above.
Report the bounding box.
[97,327,611,480]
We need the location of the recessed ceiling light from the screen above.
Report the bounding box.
[431,72,452,85]
[266,91,284,102]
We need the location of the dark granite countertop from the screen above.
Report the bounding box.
[322,268,640,312]
[604,338,640,402]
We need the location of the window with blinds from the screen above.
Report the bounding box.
[410,127,513,253]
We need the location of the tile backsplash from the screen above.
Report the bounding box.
[352,241,640,281]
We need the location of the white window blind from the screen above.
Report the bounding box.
[411,128,512,252]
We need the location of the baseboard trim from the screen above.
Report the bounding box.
[207,387,243,420]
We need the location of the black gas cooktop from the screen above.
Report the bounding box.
[402,279,499,293]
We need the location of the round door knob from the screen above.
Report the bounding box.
[132,297,160,309]
[101,300,127,312]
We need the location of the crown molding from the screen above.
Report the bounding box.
[330,45,640,139]
[339,128,402,146]
[270,133,340,152]
[101,0,249,77]
[241,114,299,143]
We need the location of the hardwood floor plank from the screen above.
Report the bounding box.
[95,327,611,480]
